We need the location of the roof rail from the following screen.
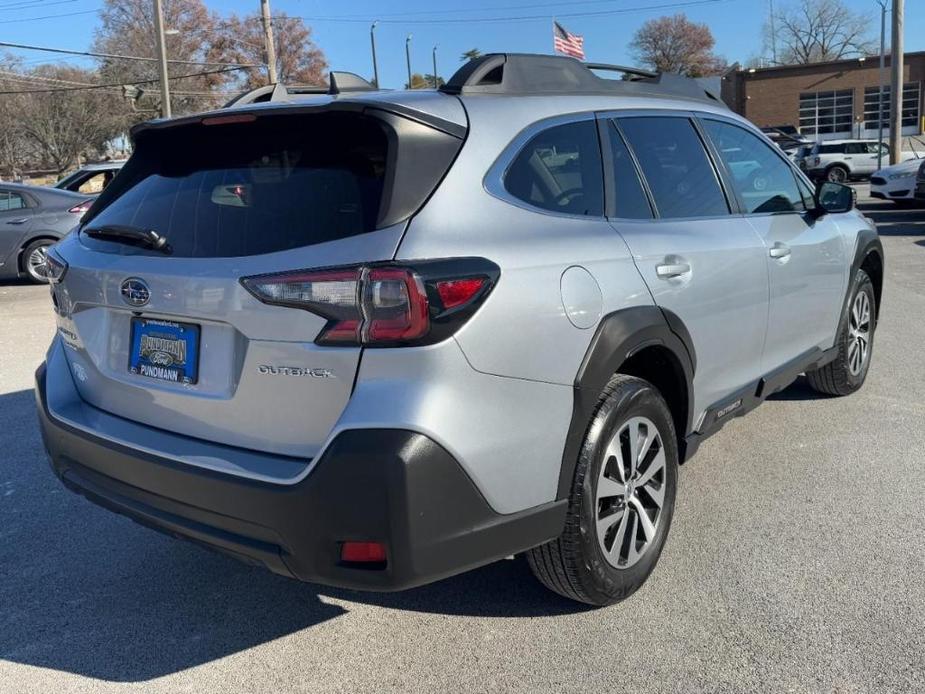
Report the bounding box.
[440,53,725,106]
[223,71,377,108]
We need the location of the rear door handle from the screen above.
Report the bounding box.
[769,244,791,259]
[5,218,28,225]
[655,262,691,279]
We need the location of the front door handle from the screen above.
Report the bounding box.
[769,243,791,259]
[5,218,28,225]
[655,262,691,279]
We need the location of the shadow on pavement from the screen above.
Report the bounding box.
[765,375,829,402]
[858,202,925,236]
[0,388,584,683]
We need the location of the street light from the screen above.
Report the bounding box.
[369,21,379,88]
[432,44,438,89]
[405,34,413,89]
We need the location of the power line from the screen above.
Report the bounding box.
[0,40,262,68]
[0,65,245,94]
[287,0,727,24]
[297,0,710,19]
[0,8,99,24]
[0,0,78,11]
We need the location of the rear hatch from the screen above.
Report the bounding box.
[50,104,465,458]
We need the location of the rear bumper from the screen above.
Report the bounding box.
[36,362,565,591]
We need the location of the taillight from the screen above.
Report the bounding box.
[68,200,92,215]
[44,248,68,283]
[241,258,499,347]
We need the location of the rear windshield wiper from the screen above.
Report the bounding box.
[82,224,172,254]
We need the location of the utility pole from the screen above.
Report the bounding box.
[768,0,777,65]
[432,45,438,88]
[405,34,413,89]
[369,21,379,88]
[877,0,887,170]
[153,0,171,118]
[889,0,904,165]
[260,0,278,84]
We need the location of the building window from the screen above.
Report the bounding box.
[863,82,920,131]
[798,90,854,137]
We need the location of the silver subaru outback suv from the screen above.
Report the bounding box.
[36,54,883,606]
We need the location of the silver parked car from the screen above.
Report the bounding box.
[0,182,91,283]
[36,54,883,606]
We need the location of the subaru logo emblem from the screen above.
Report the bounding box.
[121,278,150,307]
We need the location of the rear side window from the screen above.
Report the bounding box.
[606,123,652,219]
[504,120,604,216]
[702,119,805,214]
[81,112,461,259]
[0,191,26,211]
[618,117,728,219]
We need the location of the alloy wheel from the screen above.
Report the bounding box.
[27,244,50,281]
[847,290,872,376]
[595,416,667,569]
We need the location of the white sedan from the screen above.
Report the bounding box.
[870,158,925,205]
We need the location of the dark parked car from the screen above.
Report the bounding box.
[0,182,91,283]
[54,161,125,195]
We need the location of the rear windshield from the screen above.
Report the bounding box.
[81,112,391,258]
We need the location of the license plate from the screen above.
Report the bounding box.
[129,317,200,384]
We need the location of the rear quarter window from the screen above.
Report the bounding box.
[503,119,604,216]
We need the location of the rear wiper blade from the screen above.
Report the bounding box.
[82,224,172,254]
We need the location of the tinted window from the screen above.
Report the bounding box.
[505,120,604,216]
[618,117,728,219]
[844,143,867,154]
[606,123,652,219]
[818,144,844,154]
[83,113,392,258]
[0,191,26,211]
[703,120,805,214]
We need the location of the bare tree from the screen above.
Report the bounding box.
[771,0,875,64]
[93,0,229,117]
[629,14,727,77]
[6,65,126,174]
[208,12,327,90]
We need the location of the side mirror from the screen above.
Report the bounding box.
[816,181,855,214]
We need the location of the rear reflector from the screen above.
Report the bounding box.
[340,541,387,564]
[436,278,485,309]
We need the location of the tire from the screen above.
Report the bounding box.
[806,269,876,396]
[21,239,53,284]
[826,165,849,183]
[526,375,678,606]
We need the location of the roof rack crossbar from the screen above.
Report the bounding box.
[440,53,726,107]
[583,63,658,80]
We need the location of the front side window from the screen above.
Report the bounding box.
[618,116,728,219]
[504,119,604,216]
[703,119,804,214]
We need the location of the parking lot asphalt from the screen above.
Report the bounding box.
[1,189,924,693]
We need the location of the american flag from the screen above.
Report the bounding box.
[553,21,585,60]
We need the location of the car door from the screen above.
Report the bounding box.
[699,117,847,376]
[605,114,770,424]
[0,189,34,269]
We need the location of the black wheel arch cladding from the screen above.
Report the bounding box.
[558,305,695,500]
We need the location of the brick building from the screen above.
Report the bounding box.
[722,52,925,141]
